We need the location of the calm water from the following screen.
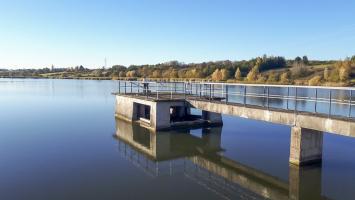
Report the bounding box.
[0,78,355,200]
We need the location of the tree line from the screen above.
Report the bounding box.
[1,55,354,86]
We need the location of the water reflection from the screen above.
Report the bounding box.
[114,119,327,200]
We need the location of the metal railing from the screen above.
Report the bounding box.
[115,81,355,120]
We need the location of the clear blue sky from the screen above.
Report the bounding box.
[0,0,354,69]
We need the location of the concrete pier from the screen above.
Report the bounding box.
[289,127,323,166]
[115,95,221,131]
[115,83,354,166]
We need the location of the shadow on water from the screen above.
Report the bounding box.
[113,118,328,200]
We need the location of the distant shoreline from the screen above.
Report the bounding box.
[1,76,353,87]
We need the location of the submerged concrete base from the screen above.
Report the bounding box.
[202,110,223,125]
[289,126,323,166]
[289,164,322,200]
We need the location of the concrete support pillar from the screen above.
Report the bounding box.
[289,126,323,166]
[153,102,171,130]
[289,164,322,200]
[202,127,222,150]
[115,96,135,121]
[202,110,223,125]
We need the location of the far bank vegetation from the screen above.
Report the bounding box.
[1,55,355,86]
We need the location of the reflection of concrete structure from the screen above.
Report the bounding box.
[114,119,327,200]
[114,119,223,161]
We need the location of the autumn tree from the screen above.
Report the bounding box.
[234,67,242,80]
[151,70,162,78]
[118,71,126,77]
[323,67,330,81]
[291,61,309,78]
[220,68,230,80]
[336,60,351,81]
[93,68,103,77]
[246,65,259,82]
[126,70,137,77]
[308,75,322,86]
[280,72,290,84]
[211,69,222,81]
[267,72,279,83]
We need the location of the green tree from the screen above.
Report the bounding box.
[302,56,309,65]
[351,55,355,64]
[295,56,302,63]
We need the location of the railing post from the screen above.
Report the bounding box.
[328,90,332,117]
[243,86,247,106]
[138,82,140,94]
[225,84,228,103]
[124,82,126,94]
[212,84,214,100]
[267,87,270,109]
[294,87,297,112]
[118,81,121,94]
[221,84,224,100]
[146,83,148,99]
[130,82,132,93]
[184,82,186,99]
[170,83,173,99]
[287,87,289,110]
[156,83,159,100]
[199,84,201,98]
[349,90,352,118]
[315,88,318,113]
[209,84,212,101]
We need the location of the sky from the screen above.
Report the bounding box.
[0,0,354,69]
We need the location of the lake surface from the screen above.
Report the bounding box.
[0,78,355,200]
